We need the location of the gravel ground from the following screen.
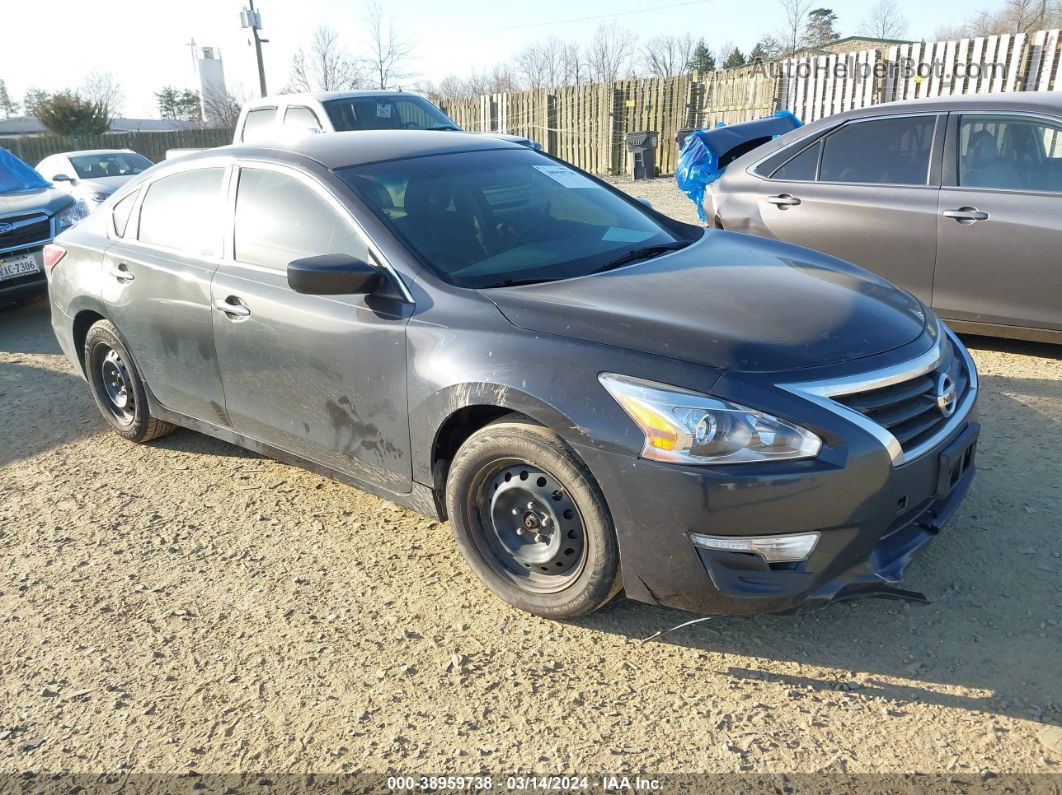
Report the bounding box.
[1,179,1060,786]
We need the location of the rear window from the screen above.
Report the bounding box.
[241,107,276,142]
[324,95,456,132]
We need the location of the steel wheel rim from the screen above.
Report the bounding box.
[98,346,135,425]
[471,460,588,594]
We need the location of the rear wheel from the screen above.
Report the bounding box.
[445,420,621,619]
[85,320,175,443]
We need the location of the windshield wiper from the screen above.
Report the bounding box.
[592,241,691,274]
[429,125,462,131]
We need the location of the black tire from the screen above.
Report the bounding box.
[445,420,622,619]
[84,320,175,443]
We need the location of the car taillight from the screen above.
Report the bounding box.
[42,244,67,277]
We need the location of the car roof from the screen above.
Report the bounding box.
[246,90,429,107]
[46,149,140,158]
[174,129,522,170]
[832,90,1062,119]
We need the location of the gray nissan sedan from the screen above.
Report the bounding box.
[47,131,978,620]
[705,92,1062,345]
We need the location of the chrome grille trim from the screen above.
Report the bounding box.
[0,211,54,256]
[780,325,977,466]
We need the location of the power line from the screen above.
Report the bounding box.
[463,0,712,34]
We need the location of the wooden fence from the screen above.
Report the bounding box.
[442,28,1062,176]
[1,128,235,166]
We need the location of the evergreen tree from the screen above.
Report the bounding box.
[723,47,747,69]
[802,8,840,49]
[688,38,716,72]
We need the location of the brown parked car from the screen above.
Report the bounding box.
[705,92,1062,344]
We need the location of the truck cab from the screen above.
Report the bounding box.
[234,90,541,150]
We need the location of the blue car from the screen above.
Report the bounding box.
[1,148,87,304]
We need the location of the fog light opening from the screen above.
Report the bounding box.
[690,531,820,563]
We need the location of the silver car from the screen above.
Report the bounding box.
[36,149,154,211]
[706,92,1062,344]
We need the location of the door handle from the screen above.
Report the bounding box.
[108,264,134,282]
[767,194,802,207]
[942,207,989,223]
[214,298,251,318]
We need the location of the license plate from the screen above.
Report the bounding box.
[936,423,978,499]
[0,252,40,282]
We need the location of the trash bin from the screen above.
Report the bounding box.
[625,131,658,180]
[675,128,695,151]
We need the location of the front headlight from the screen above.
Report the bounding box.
[599,373,821,465]
[56,200,89,230]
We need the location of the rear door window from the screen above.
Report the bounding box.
[283,106,322,132]
[137,168,225,256]
[241,107,277,142]
[820,116,936,185]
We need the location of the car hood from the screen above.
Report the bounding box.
[481,231,928,373]
[0,186,75,217]
[74,175,135,196]
[469,131,540,149]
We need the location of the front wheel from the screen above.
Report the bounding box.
[445,420,621,619]
[85,320,175,443]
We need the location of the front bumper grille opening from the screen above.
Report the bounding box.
[834,338,971,457]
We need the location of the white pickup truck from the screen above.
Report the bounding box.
[233,90,542,150]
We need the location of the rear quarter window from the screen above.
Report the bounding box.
[111,189,139,237]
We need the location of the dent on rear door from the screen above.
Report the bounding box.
[102,237,229,425]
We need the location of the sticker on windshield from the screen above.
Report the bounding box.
[532,164,598,189]
[602,227,656,243]
[376,103,392,119]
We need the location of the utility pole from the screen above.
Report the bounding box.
[241,2,268,97]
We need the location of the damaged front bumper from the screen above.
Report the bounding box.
[573,410,979,617]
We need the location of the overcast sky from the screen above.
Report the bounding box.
[4,0,982,118]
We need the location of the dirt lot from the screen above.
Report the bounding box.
[2,178,1061,786]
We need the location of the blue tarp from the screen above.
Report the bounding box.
[0,147,51,194]
[676,110,802,222]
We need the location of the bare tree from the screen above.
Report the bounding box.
[364,1,415,89]
[486,62,522,93]
[80,70,124,117]
[586,21,638,83]
[286,25,365,92]
[201,85,248,128]
[515,37,570,90]
[858,0,909,38]
[433,75,471,99]
[560,41,588,85]
[777,0,813,56]
[641,34,697,76]
[936,0,1060,37]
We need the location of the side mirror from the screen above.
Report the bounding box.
[287,254,381,295]
[634,196,653,210]
[52,173,74,183]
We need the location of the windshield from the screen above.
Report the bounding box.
[69,152,153,179]
[0,148,50,193]
[337,149,682,288]
[324,95,458,132]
